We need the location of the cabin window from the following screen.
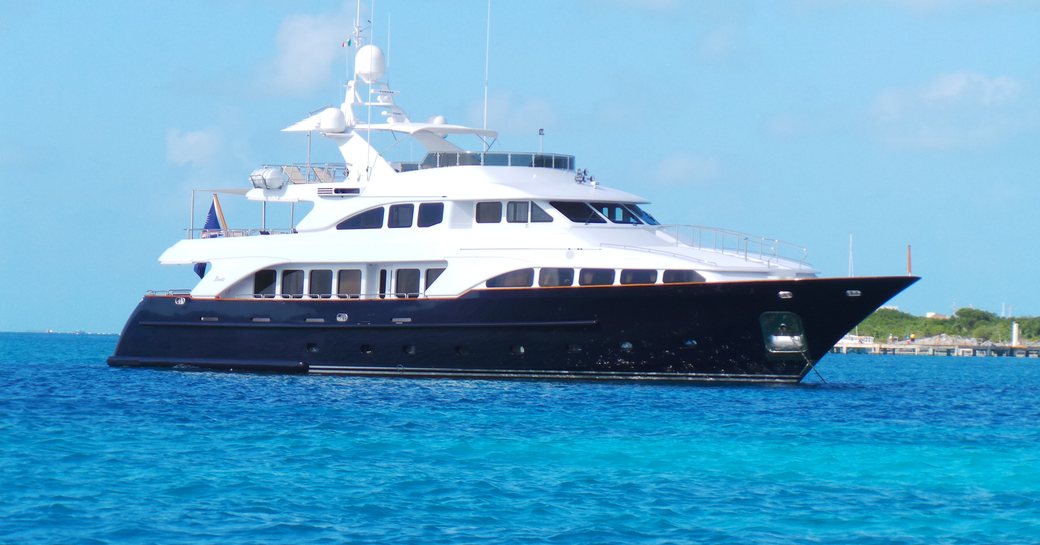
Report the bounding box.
[620,269,657,285]
[309,269,333,298]
[592,202,643,224]
[663,270,705,283]
[425,267,445,289]
[506,201,529,223]
[418,203,444,227]
[550,201,606,223]
[486,268,534,288]
[378,269,388,299]
[538,268,574,287]
[388,204,414,228]
[624,203,659,226]
[337,207,385,230]
[530,202,553,223]
[281,269,304,297]
[476,201,502,223]
[579,268,615,286]
[254,269,276,297]
[337,269,362,298]
[395,269,420,298]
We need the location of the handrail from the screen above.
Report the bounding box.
[416,151,575,171]
[252,163,350,187]
[187,228,296,239]
[652,224,811,268]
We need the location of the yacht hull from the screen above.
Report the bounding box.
[108,276,917,383]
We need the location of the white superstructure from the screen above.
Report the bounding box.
[160,41,816,303]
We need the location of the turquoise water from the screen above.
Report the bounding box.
[2,332,1038,544]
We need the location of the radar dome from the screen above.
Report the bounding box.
[319,107,347,133]
[354,45,386,84]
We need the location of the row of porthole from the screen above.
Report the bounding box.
[306,339,698,356]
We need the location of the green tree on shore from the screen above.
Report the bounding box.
[856,308,1039,343]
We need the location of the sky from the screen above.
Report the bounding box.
[1,0,1038,333]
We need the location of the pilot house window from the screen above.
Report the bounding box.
[550,201,606,223]
[337,207,385,230]
[388,204,414,228]
[418,203,444,227]
[476,202,503,223]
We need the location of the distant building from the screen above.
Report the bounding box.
[926,312,950,320]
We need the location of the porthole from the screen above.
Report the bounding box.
[567,344,583,354]
[683,339,698,347]
[511,345,526,355]
[306,343,320,353]
[456,346,469,356]
[402,345,416,356]
[620,341,634,353]
[360,344,374,355]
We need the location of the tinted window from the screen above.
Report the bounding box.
[425,267,445,289]
[506,201,529,223]
[624,203,659,226]
[550,201,605,223]
[530,202,553,223]
[592,202,642,224]
[388,204,414,228]
[254,269,276,296]
[395,268,420,298]
[337,207,384,229]
[579,268,615,286]
[309,269,333,297]
[476,202,502,223]
[418,203,444,227]
[538,268,574,287]
[486,268,534,288]
[620,269,657,285]
[281,269,304,297]
[663,270,705,283]
[378,269,388,299]
[337,269,362,298]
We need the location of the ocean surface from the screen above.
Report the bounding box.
[1,332,1038,544]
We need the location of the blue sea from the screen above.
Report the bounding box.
[2,332,1039,544]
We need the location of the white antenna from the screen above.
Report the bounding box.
[483,0,492,133]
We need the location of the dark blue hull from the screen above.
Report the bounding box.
[108,276,917,383]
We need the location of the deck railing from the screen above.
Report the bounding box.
[652,224,811,268]
[250,163,350,188]
[400,151,575,172]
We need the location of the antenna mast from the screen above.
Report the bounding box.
[483,0,492,134]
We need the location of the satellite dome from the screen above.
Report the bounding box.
[355,45,386,84]
[319,107,347,133]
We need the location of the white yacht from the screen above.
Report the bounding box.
[108,36,916,383]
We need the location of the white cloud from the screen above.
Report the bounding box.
[166,128,222,167]
[264,10,352,95]
[654,152,721,185]
[871,72,1025,150]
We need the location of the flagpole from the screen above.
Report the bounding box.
[212,193,229,237]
